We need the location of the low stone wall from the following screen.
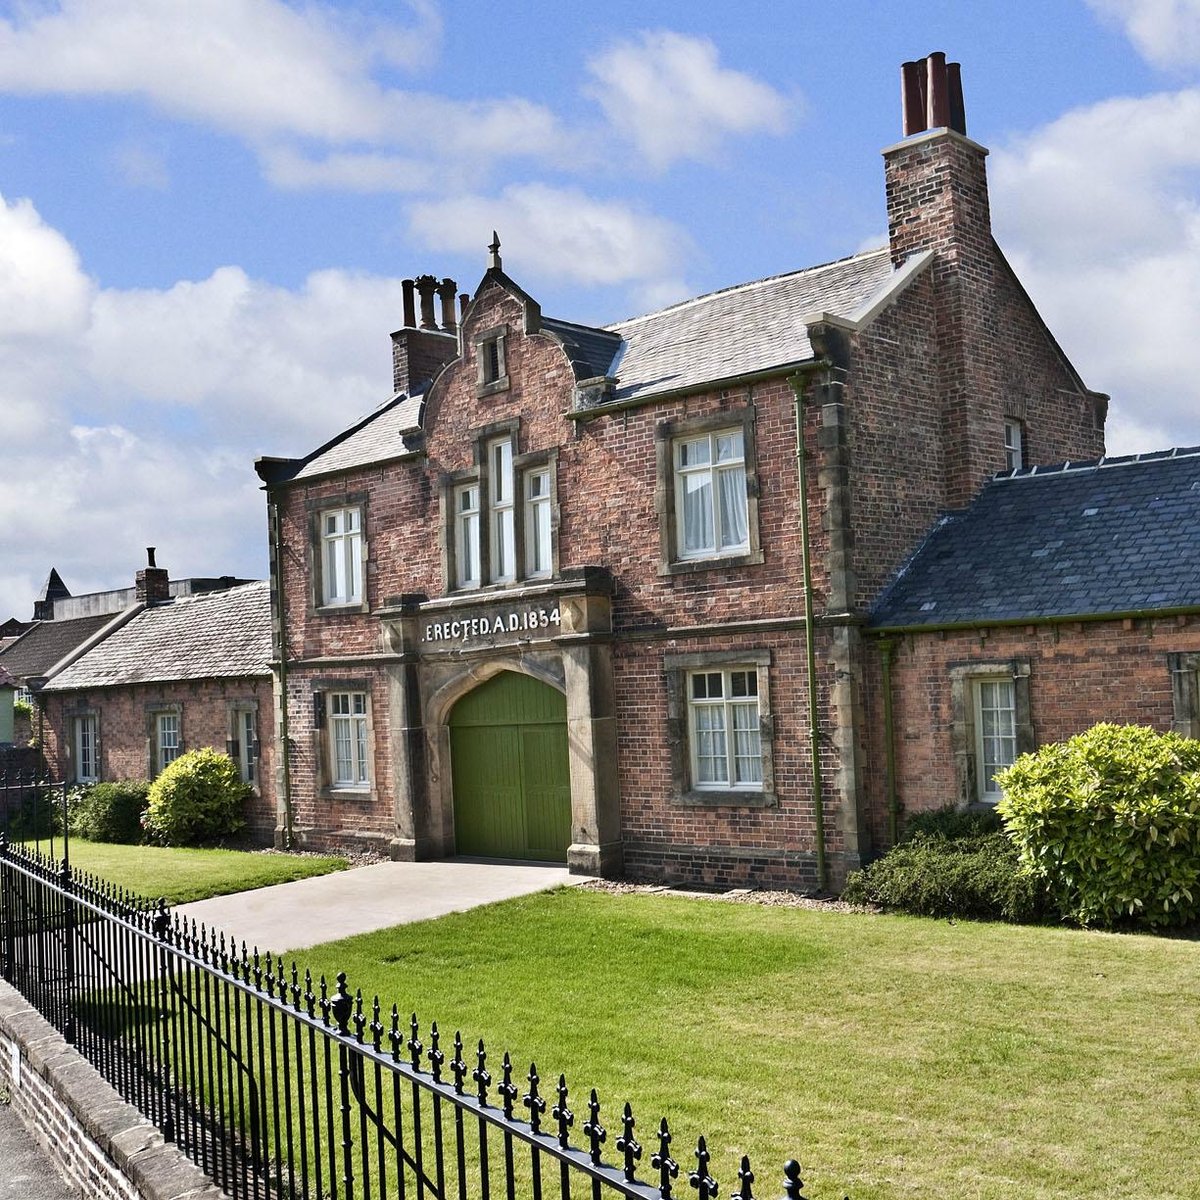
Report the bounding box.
[0,979,227,1200]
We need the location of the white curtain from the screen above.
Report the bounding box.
[717,466,748,549]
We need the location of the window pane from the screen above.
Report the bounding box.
[716,431,743,462]
[678,438,710,468]
[732,704,762,784]
[682,473,714,553]
[694,705,728,784]
[717,465,749,549]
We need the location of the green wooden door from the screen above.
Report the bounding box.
[449,671,571,862]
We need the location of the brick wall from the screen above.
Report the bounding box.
[0,980,226,1200]
[40,677,276,839]
[860,616,1200,846]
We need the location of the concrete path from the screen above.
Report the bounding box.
[0,1101,77,1199]
[173,858,574,953]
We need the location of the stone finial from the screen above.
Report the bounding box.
[488,231,502,271]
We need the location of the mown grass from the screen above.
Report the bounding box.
[19,838,348,904]
[292,888,1200,1200]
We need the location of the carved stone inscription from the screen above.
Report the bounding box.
[421,602,561,648]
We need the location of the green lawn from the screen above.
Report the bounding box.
[19,838,348,904]
[294,888,1199,1200]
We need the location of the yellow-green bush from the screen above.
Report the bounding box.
[998,723,1200,928]
[143,748,247,846]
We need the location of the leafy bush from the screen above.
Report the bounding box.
[998,723,1200,928]
[843,830,1043,922]
[143,749,248,847]
[13,698,33,721]
[6,786,62,840]
[69,780,150,844]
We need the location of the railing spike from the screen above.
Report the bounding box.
[584,1088,606,1166]
[370,996,384,1052]
[499,1052,518,1120]
[616,1102,642,1182]
[524,1062,546,1134]
[451,1031,468,1094]
[389,1004,402,1061]
[408,1013,423,1068]
[689,1135,717,1200]
[553,1074,574,1149]
[732,1154,754,1200]
[352,988,366,1042]
[781,1160,806,1200]
[652,1117,679,1199]
[429,1022,444,1082]
[473,1038,491,1105]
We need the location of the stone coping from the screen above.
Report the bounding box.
[0,978,227,1200]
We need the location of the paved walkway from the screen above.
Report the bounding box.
[173,858,575,952]
[0,1101,76,1199]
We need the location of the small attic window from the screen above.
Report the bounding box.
[1004,419,1025,471]
[475,324,509,397]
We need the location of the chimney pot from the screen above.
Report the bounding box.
[402,279,417,329]
[414,275,438,330]
[901,60,926,136]
[925,51,950,130]
[146,547,156,568]
[437,278,458,333]
[459,293,469,323]
[947,61,966,135]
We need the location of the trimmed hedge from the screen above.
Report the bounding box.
[69,780,149,844]
[998,723,1200,928]
[843,826,1043,922]
[143,748,248,847]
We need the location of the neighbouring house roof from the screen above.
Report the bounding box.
[870,448,1200,628]
[0,614,116,684]
[267,247,910,484]
[0,664,18,690]
[42,581,272,691]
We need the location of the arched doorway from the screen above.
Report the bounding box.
[448,670,571,862]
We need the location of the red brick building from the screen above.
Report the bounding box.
[255,53,1122,889]
[32,564,275,840]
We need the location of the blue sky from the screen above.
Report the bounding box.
[2,0,1199,619]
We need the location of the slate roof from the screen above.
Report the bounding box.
[870,449,1200,628]
[0,615,115,683]
[605,247,896,403]
[290,392,425,483]
[0,665,18,689]
[271,247,904,482]
[42,581,271,691]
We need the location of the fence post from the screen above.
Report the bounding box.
[58,859,76,1045]
[153,900,176,1143]
[0,831,11,983]
[331,971,355,1200]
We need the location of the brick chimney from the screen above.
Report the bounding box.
[882,52,998,507]
[391,273,460,394]
[135,547,170,605]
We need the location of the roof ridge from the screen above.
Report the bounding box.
[606,246,891,332]
[994,445,1200,482]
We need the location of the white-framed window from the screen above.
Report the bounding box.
[73,714,99,784]
[229,706,258,788]
[525,467,552,578]
[156,712,181,773]
[1004,419,1024,471]
[455,483,481,588]
[330,691,369,788]
[674,429,749,560]
[688,667,763,790]
[321,506,363,606]
[973,678,1017,802]
[488,438,516,583]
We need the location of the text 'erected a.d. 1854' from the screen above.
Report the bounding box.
[422,606,561,645]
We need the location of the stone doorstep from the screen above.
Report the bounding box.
[0,978,231,1200]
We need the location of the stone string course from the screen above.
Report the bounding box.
[0,979,227,1200]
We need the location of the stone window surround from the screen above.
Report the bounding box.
[948,660,1033,807]
[64,702,100,785]
[310,676,376,800]
[1168,652,1200,737]
[442,419,560,593]
[474,322,510,398]
[306,491,370,615]
[664,649,776,808]
[145,702,183,778]
[226,699,261,792]
[655,404,764,576]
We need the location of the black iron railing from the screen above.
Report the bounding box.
[1,836,815,1200]
[0,768,67,852]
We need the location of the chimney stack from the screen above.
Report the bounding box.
[135,547,170,605]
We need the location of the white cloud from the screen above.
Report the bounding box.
[993,87,1200,454]
[408,183,690,288]
[1088,0,1200,69]
[585,31,791,169]
[0,0,567,181]
[262,146,438,193]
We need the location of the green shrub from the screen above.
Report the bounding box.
[143,749,248,847]
[998,723,1200,928]
[899,805,1002,843]
[843,831,1043,922]
[7,786,62,840]
[69,780,150,844]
